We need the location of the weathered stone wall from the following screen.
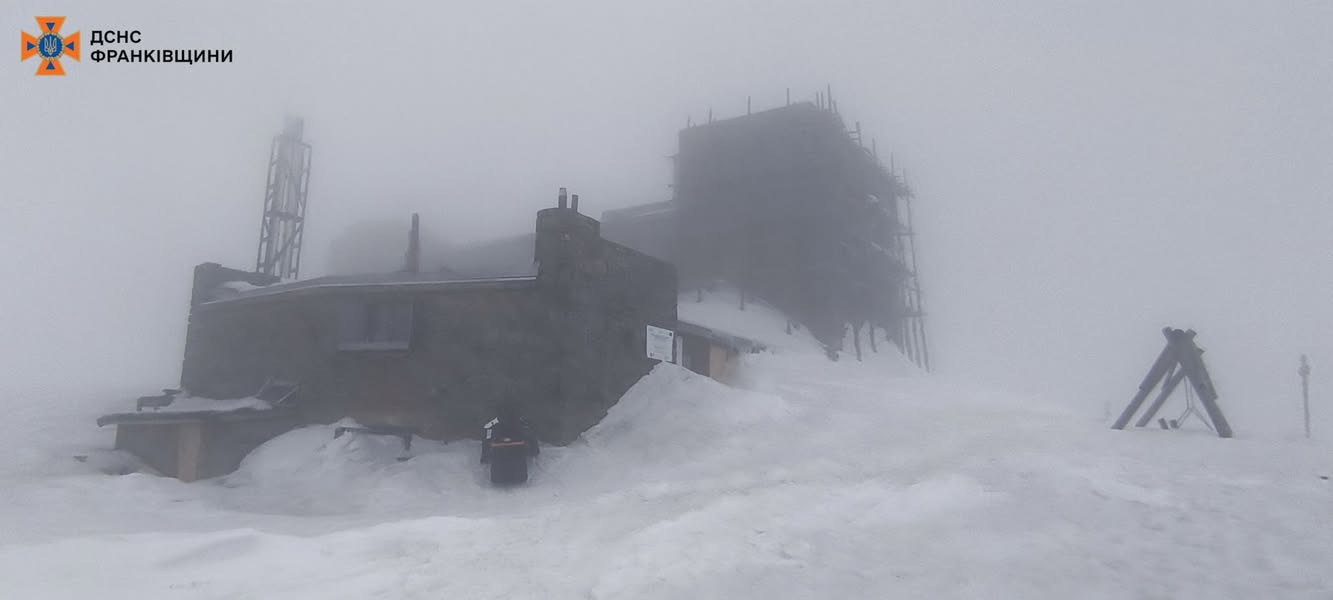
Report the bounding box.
[179,207,676,446]
[533,208,678,441]
[534,208,678,440]
[181,283,558,441]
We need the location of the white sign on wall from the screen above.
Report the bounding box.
[646,325,675,362]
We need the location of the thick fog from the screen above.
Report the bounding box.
[2,1,1330,436]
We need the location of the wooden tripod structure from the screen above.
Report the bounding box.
[1112,327,1233,438]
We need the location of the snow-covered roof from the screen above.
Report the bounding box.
[95,397,292,427]
[675,319,766,353]
[201,272,538,307]
[150,395,273,413]
[602,200,678,222]
[676,286,823,353]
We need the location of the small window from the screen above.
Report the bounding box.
[338,298,414,351]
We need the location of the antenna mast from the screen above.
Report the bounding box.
[255,116,313,280]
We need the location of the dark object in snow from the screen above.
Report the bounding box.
[482,404,539,485]
[1112,327,1233,438]
[136,389,182,411]
[333,425,418,461]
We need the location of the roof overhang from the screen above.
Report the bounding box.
[96,406,299,428]
[197,275,538,310]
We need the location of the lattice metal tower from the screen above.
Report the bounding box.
[255,117,313,280]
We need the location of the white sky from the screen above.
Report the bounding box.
[2,0,1330,436]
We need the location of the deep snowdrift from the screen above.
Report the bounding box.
[1,292,1330,598]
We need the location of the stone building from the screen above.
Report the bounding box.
[178,203,677,445]
[603,101,929,367]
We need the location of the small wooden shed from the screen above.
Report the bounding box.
[96,407,301,482]
[674,320,766,384]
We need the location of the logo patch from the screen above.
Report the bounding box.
[20,16,79,76]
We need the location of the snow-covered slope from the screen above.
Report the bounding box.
[677,286,826,352]
[1,294,1330,598]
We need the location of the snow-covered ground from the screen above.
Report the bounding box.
[1,291,1331,598]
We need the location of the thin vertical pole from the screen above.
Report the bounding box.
[917,311,932,372]
[902,316,915,366]
[902,175,930,371]
[1300,354,1312,438]
[404,213,420,273]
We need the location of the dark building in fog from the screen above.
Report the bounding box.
[179,205,676,445]
[603,101,929,366]
[96,98,926,481]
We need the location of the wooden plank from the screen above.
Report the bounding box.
[1112,329,1179,430]
[176,422,203,482]
[1135,367,1187,428]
